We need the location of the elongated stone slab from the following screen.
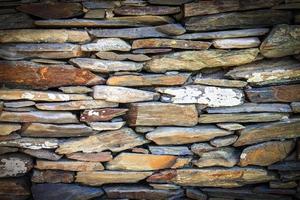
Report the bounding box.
[80,108,128,122]
[0,89,91,101]
[0,177,31,200]
[0,111,78,124]
[22,123,94,138]
[234,118,300,146]
[239,140,295,166]
[185,10,291,32]
[149,146,192,156]
[269,161,300,171]
[56,128,148,154]
[0,153,33,177]
[76,171,152,186]
[89,121,125,131]
[132,38,211,50]
[0,13,33,30]
[4,101,35,108]
[156,85,244,107]
[35,160,104,171]
[81,38,131,52]
[0,123,21,136]
[146,126,232,145]
[148,0,192,5]
[127,102,198,126]
[36,100,117,111]
[31,183,104,200]
[93,86,159,103]
[17,2,83,19]
[155,23,186,36]
[70,58,143,73]
[96,52,151,61]
[0,61,105,89]
[0,147,18,155]
[210,134,239,147]
[213,37,261,49]
[114,6,180,15]
[132,48,172,54]
[246,84,300,102]
[66,152,112,162]
[194,78,247,88]
[59,86,92,94]
[260,25,300,58]
[0,138,58,150]
[106,153,177,171]
[0,29,91,43]
[20,149,62,161]
[145,49,259,72]
[198,113,287,123]
[32,170,74,183]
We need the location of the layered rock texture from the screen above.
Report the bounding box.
[0,0,300,200]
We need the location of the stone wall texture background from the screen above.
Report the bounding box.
[0,0,300,199]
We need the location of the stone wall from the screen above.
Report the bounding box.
[0,0,300,200]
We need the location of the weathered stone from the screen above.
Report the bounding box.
[253,185,296,196]
[198,113,287,123]
[185,10,291,32]
[226,57,300,86]
[0,29,91,43]
[35,159,104,171]
[240,140,295,166]
[191,143,217,156]
[175,28,269,40]
[132,39,211,50]
[4,101,35,108]
[0,177,31,200]
[213,37,260,49]
[106,153,177,171]
[135,126,156,133]
[3,107,37,112]
[84,9,105,19]
[234,118,300,146]
[171,157,192,169]
[0,13,33,30]
[0,147,18,155]
[80,108,128,122]
[291,102,300,113]
[0,61,104,89]
[193,147,239,168]
[0,123,21,136]
[132,48,172,54]
[70,58,143,73]
[17,2,83,19]
[0,153,33,177]
[66,152,112,162]
[20,148,62,161]
[270,161,300,171]
[0,111,78,124]
[260,25,300,58]
[96,52,151,61]
[150,183,180,190]
[0,137,58,150]
[76,171,152,186]
[270,181,298,189]
[89,121,125,131]
[32,183,104,200]
[93,85,159,103]
[32,170,74,183]
[155,24,186,36]
[82,1,120,9]
[148,0,192,5]
[56,128,148,154]
[31,59,67,65]
[0,89,91,102]
[22,123,94,138]
[131,147,149,154]
[246,84,300,102]
[149,146,192,156]
[216,123,245,131]
[157,85,244,107]
[146,126,232,145]
[127,102,198,126]
[145,49,259,72]
[186,188,208,200]
[107,73,189,86]
[114,6,180,16]
[81,38,131,52]
[194,78,247,88]
[210,135,239,147]
[59,86,93,94]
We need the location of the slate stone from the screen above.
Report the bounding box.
[210,135,239,147]
[66,152,112,162]
[0,137,59,150]
[84,9,105,19]
[155,23,186,36]
[186,188,208,200]
[88,121,125,131]
[4,101,35,108]
[270,181,298,189]
[132,48,172,54]
[31,169,75,183]
[0,153,33,177]
[213,37,261,49]
[96,52,151,61]
[80,108,128,122]
[149,146,192,156]
[20,149,62,161]
[58,86,93,94]
[268,161,300,171]
[35,159,104,171]
[148,0,192,5]
[216,123,245,131]
[194,78,247,88]
[0,13,33,30]
[0,123,21,136]
[0,147,18,155]
[0,177,31,200]
[291,102,300,113]
[191,143,217,156]
[81,38,131,52]
[114,6,180,16]
[82,1,120,9]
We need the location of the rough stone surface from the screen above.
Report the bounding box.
[0,153,33,177]
[35,160,104,171]
[80,108,128,122]
[213,37,261,49]
[31,169,74,183]
[66,152,112,162]
[0,138,59,150]
[81,38,131,52]
[0,123,21,136]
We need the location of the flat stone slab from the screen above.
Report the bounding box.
[20,149,62,161]
[80,108,128,122]
[212,37,261,49]
[58,86,92,94]
[0,177,31,200]
[31,170,74,183]
[81,38,131,52]
[0,138,59,150]
[0,153,33,177]
[35,160,104,171]
[114,5,180,16]
[149,146,192,156]
[66,152,112,162]
[0,123,21,136]
[96,52,151,61]
[88,121,125,131]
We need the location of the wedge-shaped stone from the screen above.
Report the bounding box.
[22,123,94,138]
[76,171,152,186]
[157,85,244,107]
[149,146,192,156]
[193,147,239,168]
[210,135,239,147]
[96,52,150,61]
[127,102,198,126]
[145,49,259,72]
[0,43,85,60]
[66,152,112,162]
[226,57,300,86]
[260,25,300,58]
[70,58,143,73]
[58,86,92,94]
[191,143,217,156]
[31,183,104,200]
[0,12,33,30]
[148,167,276,187]
[239,140,295,166]
[32,170,74,183]
[146,126,232,145]
[89,122,125,131]
[213,37,260,49]
[106,153,177,171]
[186,188,208,200]
[20,149,62,161]
[81,38,131,52]
[0,61,104,89]
[93,86,159,103]
[185,10,291,32]
[0,111,78,124]
[17,2,83,19]
[114,5,180,15]
[234,118,300,146]
[80,108,128,122]
[35,160,104,171]
[0,177,31,200]
[246,84,300,102]
[36,100,117,111]
[107,74,189,86]
[56,128,148,154]
[194,78,247,88]
[0,123,21,136]
[0,89,91,101]
[0,29,91,43]
[0,153,33,177]
[291,102,300,113]
[0,138,58,150]
[132,39,211,50]
[199,113,287,123]
[155,23,186,36]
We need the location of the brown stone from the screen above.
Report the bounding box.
[31,170,75,183]
[191,143,217,156]
[213,37,261,49]
[0,177,31,200]
[66,152,112,162]
[216,123,245,131]
[114,6,180,16]
[0,153,33,177]
[35,159,104,171]
[0,147,18,155]
[155,23,186,36]
[0,123,21,136]
[0,138,59,150]
[171,157,192,169]
[80,108,128,122]
[20,149,62,161]
[58,86,92,94]
[96,52,151,61]
[89,121,125,131]
[84,9,105,19]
